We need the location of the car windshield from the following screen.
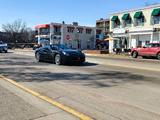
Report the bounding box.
[58,44,70,50]
[50,44,70,50]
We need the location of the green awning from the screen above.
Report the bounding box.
[122,13,129,20]
[134,11,143,18]
[152,8,160,16]
[111,16,118,21]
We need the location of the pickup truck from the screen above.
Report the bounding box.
[131,43,160,60]
[0,41,8,53]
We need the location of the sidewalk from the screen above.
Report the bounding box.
[0,77,79,120]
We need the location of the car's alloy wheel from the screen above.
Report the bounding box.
[55,54,61,65]
[157,53,160,60]
[35,52,41,62]
[132,51,138,58]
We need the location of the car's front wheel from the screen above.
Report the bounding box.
[35,52,41,62]
[132,51,138,58]
[54,54,62,65]
[157,53,160,60]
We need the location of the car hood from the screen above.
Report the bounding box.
[63,49,83,54]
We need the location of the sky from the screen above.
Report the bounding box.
[0,0,159,29]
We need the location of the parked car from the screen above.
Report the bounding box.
[35,44,85,65]
[0,41,8,53]
[131,43,160,60]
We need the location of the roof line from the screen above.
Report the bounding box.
[110,4,160,15]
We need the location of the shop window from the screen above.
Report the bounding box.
[40,28,50,35]
[145,41,150,45]
[152,16,160,24]
[123,19,132,27]
[112,20,120,28]
[111,16,120,28]
[138,41,142,47]
[54,26,61,34]
[134,11,145,26]
[134,17,144,26]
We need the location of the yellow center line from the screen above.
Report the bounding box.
[0,75,93,120]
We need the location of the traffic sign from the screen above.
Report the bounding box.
[66,35,71,40]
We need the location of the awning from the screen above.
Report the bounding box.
[35,24,50,29]
[152,8,160,16]
[122,13,129,20]
[134,11,143,18]
[111,16,118,21]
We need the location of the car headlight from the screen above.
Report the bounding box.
[62,52,70,56]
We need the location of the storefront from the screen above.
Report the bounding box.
[112,28,129,52]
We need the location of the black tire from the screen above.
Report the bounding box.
[142,56,147,59]
[54,54,62,65]
[35,52,41,62]
[157,53,160,60]
[5,50,7,53]
[132,51,138,58]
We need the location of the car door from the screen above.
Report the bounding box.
[148,44,160,56]
[138,45,147,56]
[50,45,59,56]
[41,47,52,61]
[139,44,151,56]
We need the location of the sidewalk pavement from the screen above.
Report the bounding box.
[0,77,79,120]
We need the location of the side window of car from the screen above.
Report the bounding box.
[51,45,58,50]
[146,44,152,48]
[152,44,160,47]
[43,47,51,52]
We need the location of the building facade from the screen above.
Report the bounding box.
[35,22,96,50]
[96,18,110,50]
[110,4,160,53]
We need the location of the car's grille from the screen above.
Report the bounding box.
[69,52,79,57]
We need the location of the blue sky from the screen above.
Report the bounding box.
[0,0,159,29]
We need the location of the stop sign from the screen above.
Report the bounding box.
[66,35,71,40]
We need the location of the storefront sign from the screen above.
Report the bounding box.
[113,28,126,34]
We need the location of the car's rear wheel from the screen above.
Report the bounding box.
[35,52,41,62]
[157,53,160,60]
[55,54,62,65]
[132,51,138,58]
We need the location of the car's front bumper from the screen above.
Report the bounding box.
[62,55,85,64]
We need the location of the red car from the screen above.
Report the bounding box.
[131,43,160,60]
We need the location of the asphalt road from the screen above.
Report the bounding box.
[0,52,160,120]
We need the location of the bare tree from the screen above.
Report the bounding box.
[2,19,34,47]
